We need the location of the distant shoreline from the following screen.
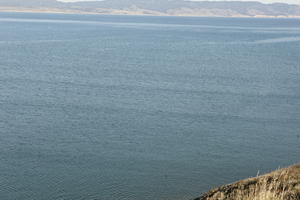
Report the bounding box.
[1,7,300,19]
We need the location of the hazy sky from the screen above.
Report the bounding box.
[58,0,300,5]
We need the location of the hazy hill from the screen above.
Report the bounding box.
[0,0,60,7]
[0,0,300,17]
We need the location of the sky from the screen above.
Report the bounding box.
[58,0,300,5]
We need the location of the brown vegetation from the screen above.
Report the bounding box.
[195,163,300,200]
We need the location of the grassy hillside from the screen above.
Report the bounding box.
[195,163,300,200]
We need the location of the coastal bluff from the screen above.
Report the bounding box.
[194,163,300,200]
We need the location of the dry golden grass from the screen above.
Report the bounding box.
[195,163,300,200]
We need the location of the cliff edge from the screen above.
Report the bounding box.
[195,163,300,200]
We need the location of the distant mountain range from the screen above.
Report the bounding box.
[1,0,300,18]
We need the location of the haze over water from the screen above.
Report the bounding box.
[0,12,300,200]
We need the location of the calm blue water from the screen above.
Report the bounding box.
[0,12,300,200]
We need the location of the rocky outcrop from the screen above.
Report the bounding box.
[195,163,300,200]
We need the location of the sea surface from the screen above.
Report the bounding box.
[0,12,300,200]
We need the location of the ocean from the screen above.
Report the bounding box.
[0,12,300,200]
